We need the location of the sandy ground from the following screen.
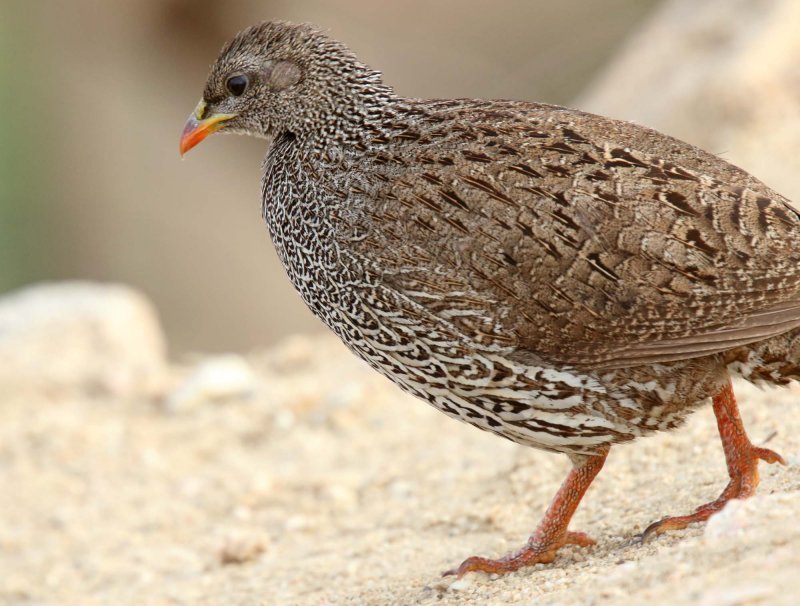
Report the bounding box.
[2,334,799,606]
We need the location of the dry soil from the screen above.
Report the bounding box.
[2,335,799,605]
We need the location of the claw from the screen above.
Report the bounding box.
[443,451,607,577]
[640,380,785,542]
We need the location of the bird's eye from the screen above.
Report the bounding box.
[226,74,249,97]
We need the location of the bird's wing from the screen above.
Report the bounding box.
[340,99,800,370]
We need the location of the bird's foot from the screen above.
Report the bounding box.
[443,531,595,578]
[441,450,607,578]
[640,443,785,542]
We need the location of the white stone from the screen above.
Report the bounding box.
[0,281,167,396]
[166,354,259,411]
[447,578,471,592]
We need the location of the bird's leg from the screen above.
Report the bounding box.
[641,378,786,540]
[443,449,608,578]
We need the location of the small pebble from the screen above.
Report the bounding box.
[166,355,259,411]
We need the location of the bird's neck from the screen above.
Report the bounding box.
[294,77,397,151]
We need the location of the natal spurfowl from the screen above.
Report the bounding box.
[181,21,794,576]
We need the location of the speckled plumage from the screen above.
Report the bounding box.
[184,21,796,574]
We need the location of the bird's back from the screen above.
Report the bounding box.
[314,98,800,371]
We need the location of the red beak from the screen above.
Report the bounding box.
[180,100,236,156]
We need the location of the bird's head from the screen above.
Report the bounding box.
[180,21,390,156]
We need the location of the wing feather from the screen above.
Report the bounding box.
[345,99,800,369]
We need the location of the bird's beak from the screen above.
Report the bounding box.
[180,100,237,157]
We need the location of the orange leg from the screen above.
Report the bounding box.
[443,449,607,578]
[641,378,786,540]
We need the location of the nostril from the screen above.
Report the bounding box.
[195,100,209,120]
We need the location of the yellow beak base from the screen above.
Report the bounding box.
[180,100,236,156]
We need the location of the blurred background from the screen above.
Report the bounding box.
[2,0,798,355]
[0,0,660,353]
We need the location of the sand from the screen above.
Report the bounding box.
[2,333,799,606]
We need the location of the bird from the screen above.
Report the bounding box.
[180,21,795,577]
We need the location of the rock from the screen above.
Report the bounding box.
[165,354,259,411]
[0,281,167,397]
[703,492,800,540]
[447,577,472,592]
[697,584,774,606]
[217,530,269,566]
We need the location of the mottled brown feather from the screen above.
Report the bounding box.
[340,100,800,370]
